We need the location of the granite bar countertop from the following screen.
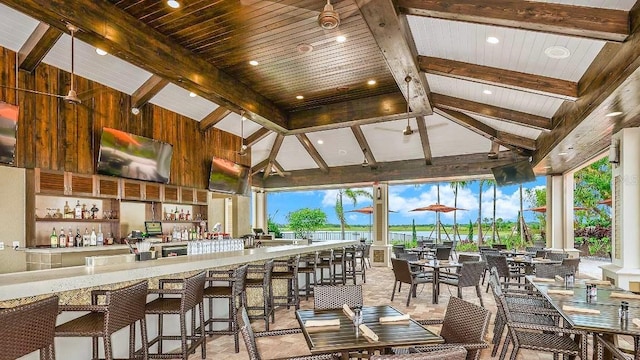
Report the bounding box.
[0,240,356,302]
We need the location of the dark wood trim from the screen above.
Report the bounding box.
[288,92,414,133]
[397,0,630,42]
[415,116,433,165]
[431,93,552,131]
[4,0,289,132]
[259,151,527,189]
[295,133,329,173]
[131,75,169,109]
[245,128,271,147]
[356,0,432,115]
[350,125,378,168]
[272,160,288,177]
[434,107,534,154]
[263,134,284,179]
[419,56,578,100]
[251,158,269,176]
[200,106,232,132]
[18,22,62,73]
[496,131,536,151]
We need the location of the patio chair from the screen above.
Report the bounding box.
[373,346,467,360]
[479,248,500,284]
[238,306,340,360]
[492,244,507,251]
[594,334,637,360]
[457,254,480,263]
[534,263,573,279]
[561,257,581,276]
[485,255,525,292]
[546,252,569,261]
[411,297,490,360]
[435,247,451,261]
[438,261,485,306]
[313,285,363,310]
[390,258,433,306]
[392,244,406,258]
[535,250,549,259]
[525,246,543,253]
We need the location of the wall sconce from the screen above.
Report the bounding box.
[376,186,381,200]
[609,139,620,164]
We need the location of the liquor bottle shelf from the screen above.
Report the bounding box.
[162,220,207,223]
[35,218,119,222]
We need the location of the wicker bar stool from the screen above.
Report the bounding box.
[246,260,275,330]
[55,281,148,360]
[315,249,334,285]
[331,247,346,285]
[271,254,301,311]
[0,295,58,360]
[297,252,318,300]
[145,272,206,359]
[203,264,248,353]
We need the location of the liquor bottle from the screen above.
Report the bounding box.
[186,210,191,221]
[74,227,81,247]
[58,228,67,248]
[82,228,90,247]
[97,224,104,246]
[50,227,58,248]
[67,228,74,247]
[90,227,97,246]
[63,201,71,218]
[106,232,114,245]
[81,204,88,219]
[74,200,82,219]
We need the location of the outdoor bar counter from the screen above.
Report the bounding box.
[0,239,357,304]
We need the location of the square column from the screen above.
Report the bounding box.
[252,190,267,231]
[601,128,640,289]
[545,174,579,258]
[371,183,391,267]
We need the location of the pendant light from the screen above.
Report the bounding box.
[238,111,248,156]
[402,76,413,136]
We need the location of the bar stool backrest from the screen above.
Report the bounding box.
[182,271,206,314]
[435,247,451,260]
[238,306,262,360]
[104,280,148,335]
[0,295,59,360]
[233,265,249,298]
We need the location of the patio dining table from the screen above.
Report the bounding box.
[296,305,443,359]
[507,256,562,274]
[528,276,640,360]
[411,259,463,304]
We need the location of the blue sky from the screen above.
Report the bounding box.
[266,177,547,226]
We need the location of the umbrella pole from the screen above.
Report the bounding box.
[436,211,441,244]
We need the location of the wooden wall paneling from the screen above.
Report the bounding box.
[0,47,17,104]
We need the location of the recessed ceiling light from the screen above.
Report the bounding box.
[297,43,313,54]
[338,149,347,156]
[317,139,324,145]
[167,0,180,8]
[558,151,568,156]
[336,35,346,43]
[544,46,571,59]
[606,111,623,117]
[486,36,499,44]
[189,92,197,98]
[249,60,259,66]
[483,89,492,95]
[367,79,376,85]
[95,48,107,56]
[296,95,304,100]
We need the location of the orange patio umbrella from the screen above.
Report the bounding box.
[410,204,466,242]
[347,206,396,241]
[526,205,588,213]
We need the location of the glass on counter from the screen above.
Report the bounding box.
[186,238,244,255]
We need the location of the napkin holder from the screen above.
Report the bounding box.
[136,251,154,261]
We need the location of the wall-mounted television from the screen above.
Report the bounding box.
[97,128,173,184]
[491,160,536,186]
[208,157,250,196]
[0,103,18,165]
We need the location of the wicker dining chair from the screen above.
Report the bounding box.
[534,263,574,279]
[372,346,467,360]
[0,295,58,360]
[561,257,581,275]
[411,296,490,360]
[313,285,363,310]
[437,261,486,306]
[435,247,452,261]
[546,252,569,261]
[594,334,638,360]
[485,255,525,292]
[390,258,433,306]
[56,281,149,360]
[238,306,340,360]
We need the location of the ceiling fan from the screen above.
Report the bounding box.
[1,23,81,105]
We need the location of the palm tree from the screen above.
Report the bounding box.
[477,179,491,246]
[449,181,471,241]
[335,188,373,240]
[486,179,497,243]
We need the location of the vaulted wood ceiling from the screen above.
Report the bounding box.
[2,0,640,191]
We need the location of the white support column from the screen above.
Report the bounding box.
[601,128,640,290]
[371,183,391,267]
[252,190,267,231]
[545,174,579,258]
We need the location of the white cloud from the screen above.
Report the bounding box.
[320,188,373,208]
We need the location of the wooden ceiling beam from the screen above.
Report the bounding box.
[434,107,534,154]
[288,93,418,133]
[431,93,552,131]
[251,158,269,176]
[263,134,284,179]
[356,0,432,115]
[272,160,288,177]
[131,75,169,109]
[245,128,271,147]
[17,22,62,73]
[200,106,232,132]
[350,125,378,168]
[397,0,630,42]
[3,0,288,132]
[295,133,329,173]
[419,56,578,100]
[415,116,433,165]
[258,151,527,189]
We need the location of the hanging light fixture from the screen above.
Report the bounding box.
[238,111,248,156]
[403,76,413,136]
[63,24,81,105]
[361,149,369,167]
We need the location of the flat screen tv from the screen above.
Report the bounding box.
[97,128,173,183]
[208,157,250,196]
[0,103,18,165]
[491,160,536,186]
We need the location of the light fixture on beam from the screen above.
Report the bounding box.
[361,149,369,167]
[238,111,248,156]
